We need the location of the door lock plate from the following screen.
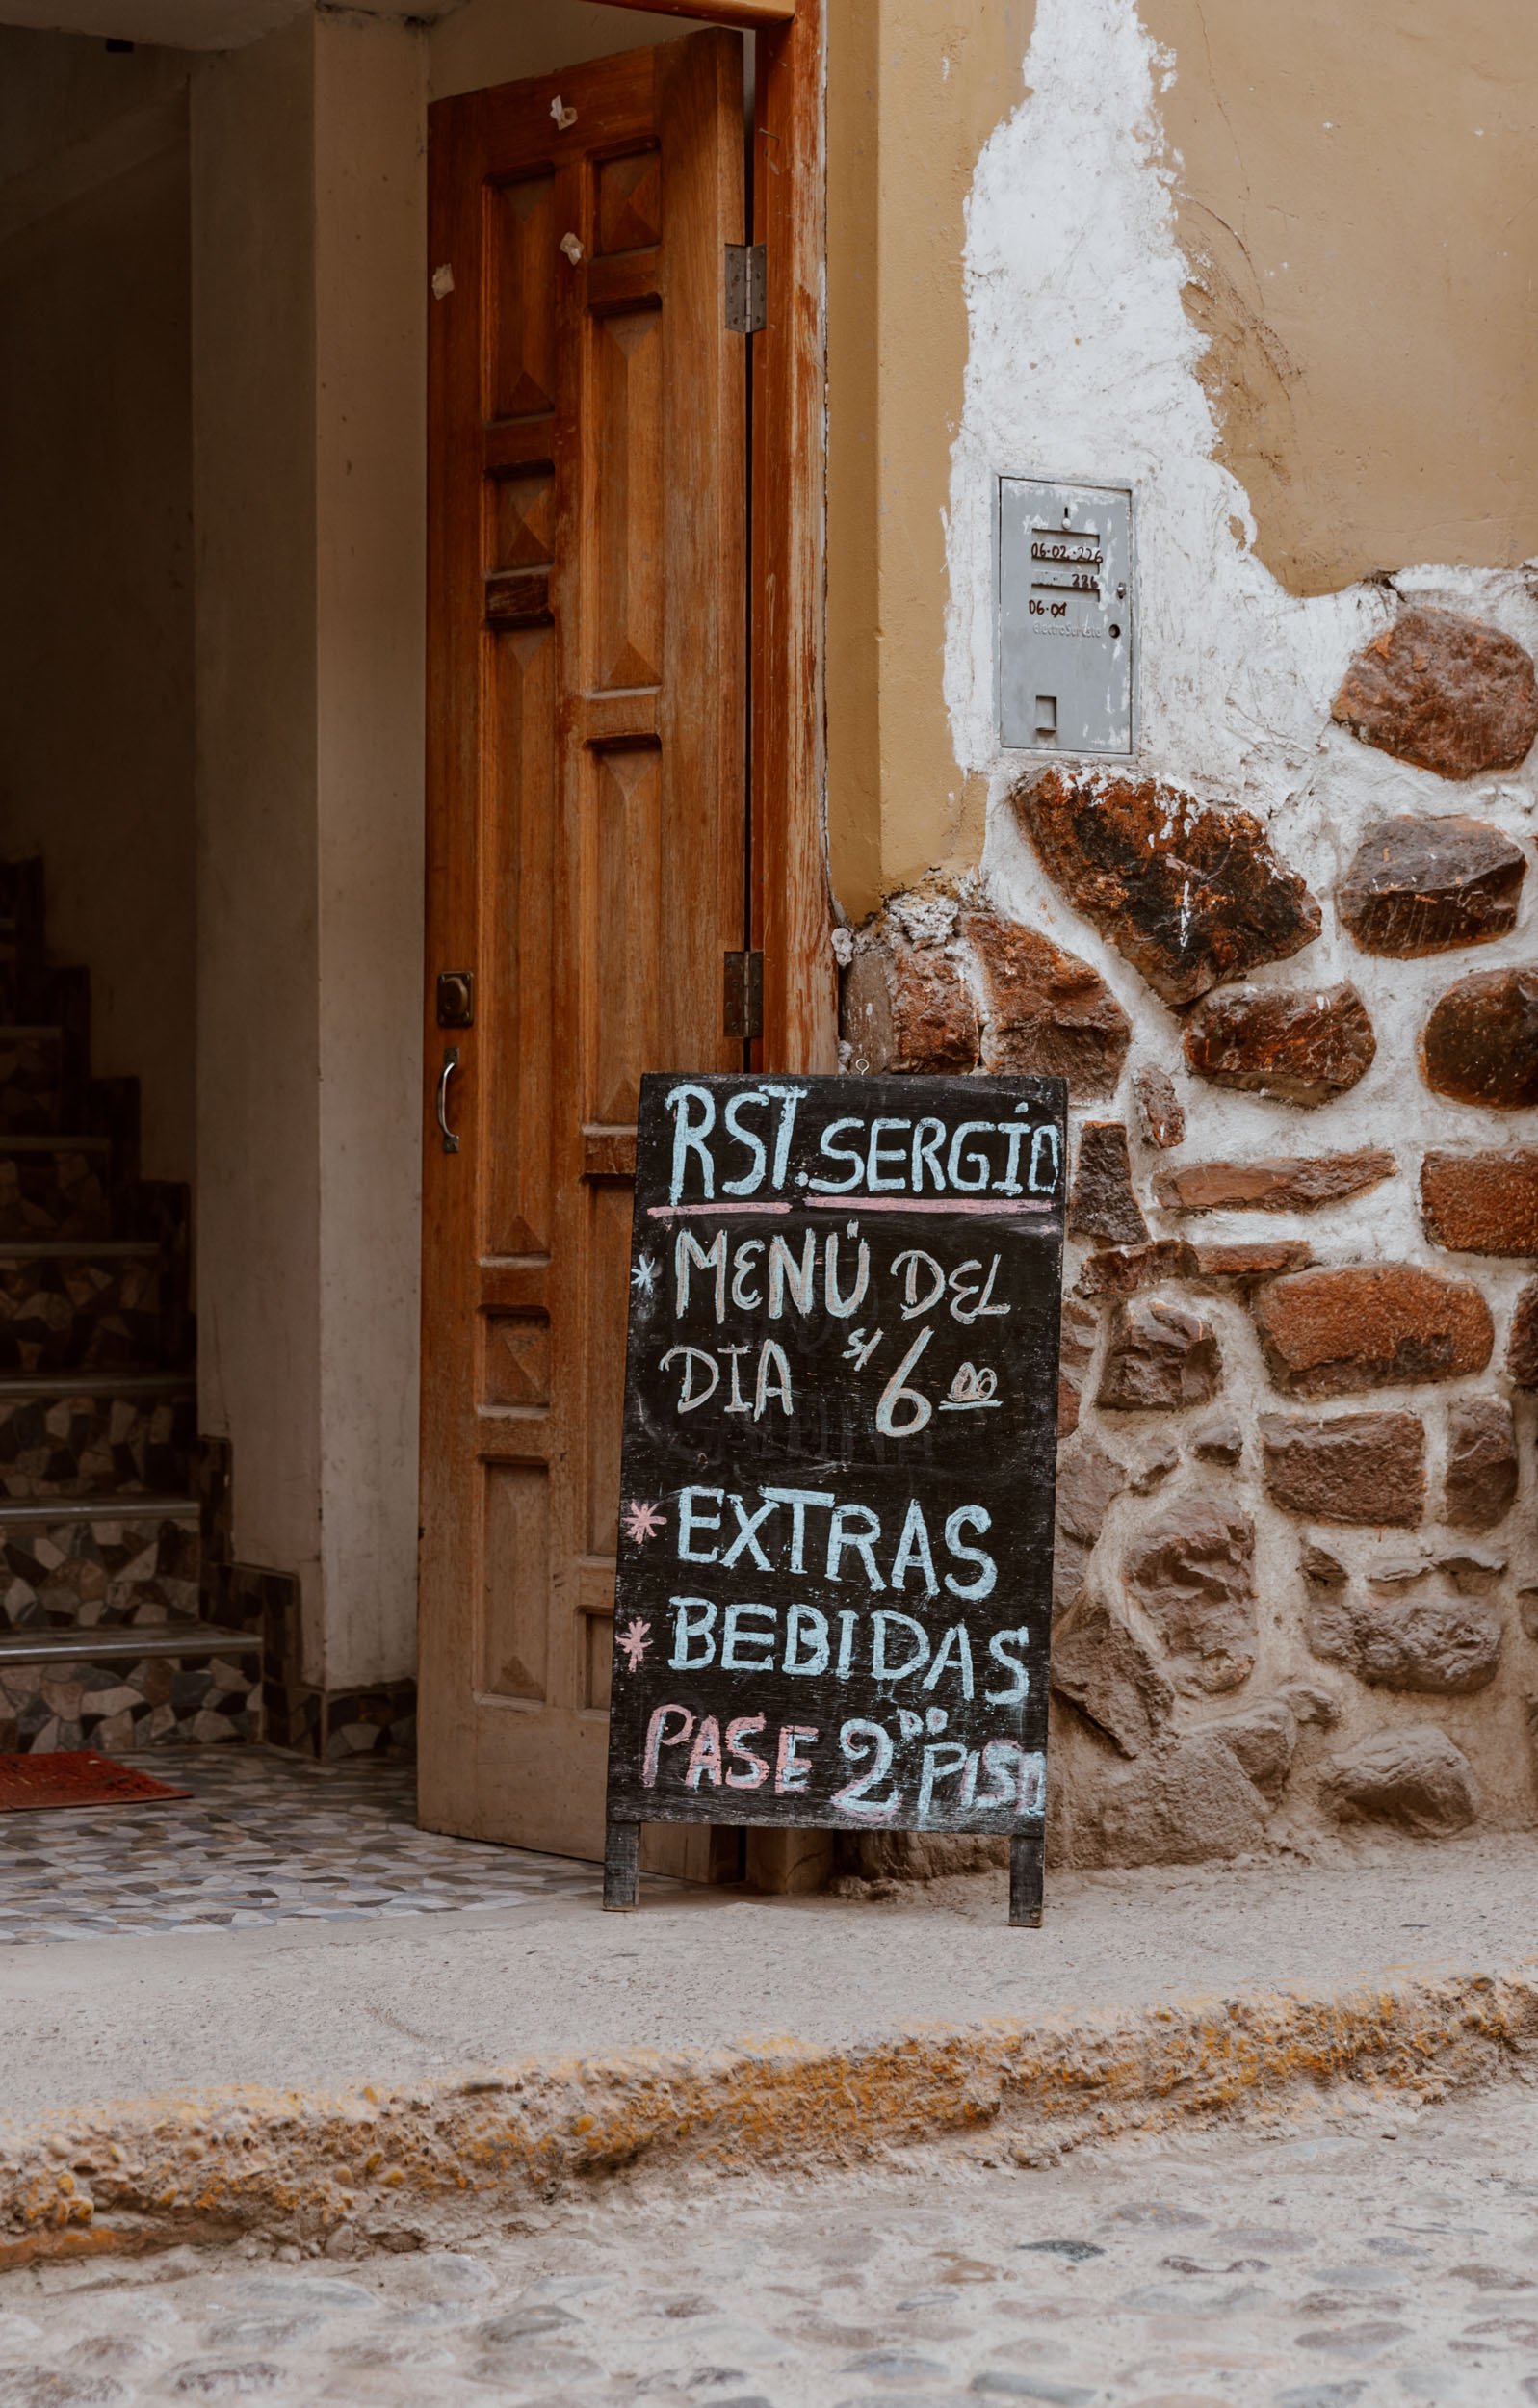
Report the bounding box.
[436,970,475,1029]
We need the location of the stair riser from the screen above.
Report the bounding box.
[1,1510,199,1632]
[0,965,84,1029]
[0,1654,260,1754]
[0,1151,111,1243]
[0,1256,167,1372]
[0,1392,196,1501]
[0,1033,69,1135]
[0,873,247,1755]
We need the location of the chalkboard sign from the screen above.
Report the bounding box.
[602,1073,1067,1926]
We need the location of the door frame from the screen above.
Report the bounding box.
[749,0,834,1078]
[596,0,834,1078]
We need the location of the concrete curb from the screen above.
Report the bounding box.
[6,1958,1538,2262]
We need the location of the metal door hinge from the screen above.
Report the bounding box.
[724,243,766,334]
[723,950,764,1041]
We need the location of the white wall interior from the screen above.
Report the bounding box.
[313,5,426,1691]
[193,5,425,1691]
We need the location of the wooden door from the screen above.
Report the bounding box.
[419,33,747,1865]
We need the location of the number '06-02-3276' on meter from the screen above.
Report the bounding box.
[601,1073,1067,1928]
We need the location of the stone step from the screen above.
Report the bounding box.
[0,1495,200,1635]
[0,1241,167,1372]
[0,1373,196,1501]
[0,1622,261,1755]
[0,1136,112,1243]
[0,1027,70,1135]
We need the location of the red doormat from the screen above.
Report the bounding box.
[0,1751,192,1814]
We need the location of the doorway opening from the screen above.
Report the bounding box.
[416,0,831,1881]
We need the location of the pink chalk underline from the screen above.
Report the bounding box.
[808,1198,1056,1215]
[646,1197,1056,1218]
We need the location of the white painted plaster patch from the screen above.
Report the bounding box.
[940,0,1538,1283]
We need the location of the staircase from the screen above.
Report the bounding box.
[0,860,262,1754]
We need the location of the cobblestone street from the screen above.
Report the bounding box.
[9,2083,1538,2405]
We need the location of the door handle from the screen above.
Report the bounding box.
[436,1046,460,1154]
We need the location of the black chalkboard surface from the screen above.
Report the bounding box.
[602,1073,1066,1925]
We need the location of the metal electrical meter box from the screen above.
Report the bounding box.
[997,478,1134,754]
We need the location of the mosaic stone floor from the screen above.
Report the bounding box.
[0,1746,602,1945]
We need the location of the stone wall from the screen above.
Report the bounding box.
[841,601,1538,1867]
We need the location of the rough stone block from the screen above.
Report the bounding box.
[1154,1149,1396,1215]
[1445,1396,1519,1530]
[1320,1725,1477,1836]
[1191,1408,1243,1464]
[962,912,1131,1100]
[1301,1538,1349,1590]
[1057,1296,1097,1439]
[1014,769,1321,1007]
[1332,608,1538,780]
[1069,1121,1148,1245]
[1051,1595,1173,1758]
[1122,1496,1257,1694]
[1097,1296,1221,1412]
[1261,1411,1425,1527]
[1279,1679,1341,1728]
[1421,1148,1538,1255]
[1507,1282,1538,1388]
[1056,1433,1127,1547]
[1053,1434,1128,1616]
[1421,968,1538,1109]
[1339,814,1526,955]
[841,937,979,1074]
[1308,1589,1503,1694]
[1253,1266,1494,1397]
[1189,1240,1315,1280]
[1074,1240,1194,1300]
[1184,982,1375,1107]
[1128,1435,1180,1492]
[1077,1731,1269,1866]
[1437,1542,1505,1595]
[1207,1699,1297,1803]
[1134,1063,1186,1149]
[1362,1549,1430,1591]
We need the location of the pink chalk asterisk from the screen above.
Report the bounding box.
[623,1498,666,1547]
[616,1617,652,1673]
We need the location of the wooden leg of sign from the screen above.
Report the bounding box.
[604,1819,640,1911]
[1009,1834,1044,1928]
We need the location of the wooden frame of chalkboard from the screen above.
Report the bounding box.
[601,1072,1067,1926]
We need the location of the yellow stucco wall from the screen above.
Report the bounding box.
[825,0,1538,919]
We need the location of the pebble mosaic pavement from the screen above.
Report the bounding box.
[8,2086,1538,2401]
[0,1748,600,1944]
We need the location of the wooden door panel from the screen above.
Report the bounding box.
[489,175,562,420]
[589,746,663,1124]
[486,628,556,1258]
[420,32,746,1863]
[480,1461,549,1700]
[596,145,662,256]
[591,315,665,688]
[490,467,554,572]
